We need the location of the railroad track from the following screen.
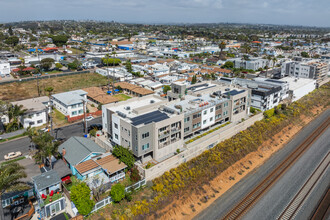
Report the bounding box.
[222,117,330,220]
[278,152,330,219]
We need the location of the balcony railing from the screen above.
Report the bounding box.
[110,172,125,182]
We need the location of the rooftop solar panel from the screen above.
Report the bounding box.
[131,110,169,126]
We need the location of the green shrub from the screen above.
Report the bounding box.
[110,183,125,203]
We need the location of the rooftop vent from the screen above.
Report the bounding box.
[150,100,155,104]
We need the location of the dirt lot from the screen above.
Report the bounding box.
[0,73,108,101]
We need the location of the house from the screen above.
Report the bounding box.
[0,61,10,77]
[11,96,50,128]
[51,90,87,120]
[32,170,66,218]
[58,137,126,185]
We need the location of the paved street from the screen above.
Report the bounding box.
[194,109,330,220]
[0,117,102,161]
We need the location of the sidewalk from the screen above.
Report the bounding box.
[0,128,26,139]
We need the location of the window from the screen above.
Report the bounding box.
[71,111,77,116]
[210,108,214,112]
[184,127,190,132]
[215,114,221,119]
[159,138,167,143]
[114,123,118,129]
[72,104,77,109]
[193,113,201,119]
[184,117,190,122]
[29,122,35,126]
[128,131,130,136]
[78,109,83,114]
[203,120,207,125]
[36,113,41,117]
[223,110,228,116]
[142,143,150,150]
[142,132,149,139]
[115,134,118,139]
[204,110,207,115]
[37,120,43,124]
[193,122,201,129]
[159,126,167,132]
[210,117,213,122]
[224,102,229,107]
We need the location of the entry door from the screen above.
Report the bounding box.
[50,202,60,216]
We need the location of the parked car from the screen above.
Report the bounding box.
[88,124,102,133]
[85,116,94,121]
[4,151,22,160]
[40,127,50,133]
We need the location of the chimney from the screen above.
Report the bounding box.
[62,148,66,157]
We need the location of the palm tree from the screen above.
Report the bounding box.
[32,132,59,168]
[219,41,226,54]
[8,104,26,130]
[104,53,111,93]
[0,163,27,219]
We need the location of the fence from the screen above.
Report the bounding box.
[90,179,146,213]
[62,183,71,200]
[142,113,264,181]
[95,136,113,151]
[0,70,92,85]
[66,110,102,122]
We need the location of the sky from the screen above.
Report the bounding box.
[0,0,329,27]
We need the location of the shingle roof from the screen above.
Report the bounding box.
[58,137,106,166]
[32,170,61,191]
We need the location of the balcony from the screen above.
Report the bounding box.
[110,172,125,182]
[171,127,181,133]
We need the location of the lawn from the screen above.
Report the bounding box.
[52,109,67,127]
[68,48,85,54]
[113,94,131,101]
[1,156,26,165]
[0,73,108,101]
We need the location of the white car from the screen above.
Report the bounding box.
[85,116,94,121]
[40,127,50,133]
[4,151,22,160]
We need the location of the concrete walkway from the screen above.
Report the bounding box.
[0,128,26,139]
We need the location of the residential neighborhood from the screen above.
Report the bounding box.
[0,15,329,220]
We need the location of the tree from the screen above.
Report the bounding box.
[222,61,234,69]
[68,59,81,70]
[5,36,19,46]
[219,41,226,54]
[31,131,59,167]
[55,63,63,70]
[50,35,68,47]
[130,167,141,183]
[8,104,26,130]
[71,182,95,215]
[8,27,13,36]
[163,85,171,94]
[112,145,135,169]
[110,183,125,203]
[125,60,132,73]
[41,58,54,71]
[0,163,27,219]
[301,51,309,58]
[44,87,54,131]
[102,58,121,66]
[191,75,197,84]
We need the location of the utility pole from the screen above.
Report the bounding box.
[83,99,87,134]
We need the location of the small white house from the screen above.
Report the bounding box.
[51,90,87,118]
[11,96,50,128]
[0,62,10,77]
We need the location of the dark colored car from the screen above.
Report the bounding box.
[88,124,102,133]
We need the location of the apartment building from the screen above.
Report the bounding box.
[281,61,328,82]
[228,57,273,71]
[51,90,87,118]
[0,61,10,77]
[220,77,284,111]
[102,83,251,162]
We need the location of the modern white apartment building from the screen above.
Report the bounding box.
[102,83,251,162]
[0,61,10,77]
[51,90,87,118]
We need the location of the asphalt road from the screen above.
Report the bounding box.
[194,109,330,220]
[0,117,102,160]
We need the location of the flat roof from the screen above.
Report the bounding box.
[280,77,316,91]
[12,96,49,113]
[52,90,87,106]
[131,110,169,126]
